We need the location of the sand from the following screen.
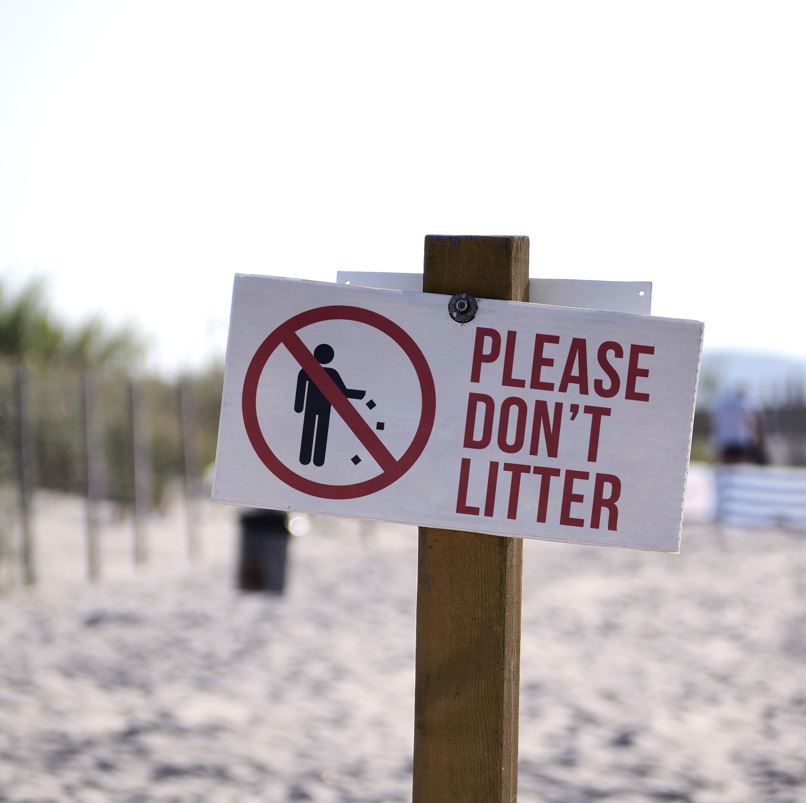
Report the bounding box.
[0,486,805,802]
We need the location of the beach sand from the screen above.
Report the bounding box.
[1,492,804,802]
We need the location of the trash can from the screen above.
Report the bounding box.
[237,508,291,594]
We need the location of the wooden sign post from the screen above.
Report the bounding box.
[214,235,703,798]
[413,235,529,802]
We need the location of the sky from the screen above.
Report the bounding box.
[1,1,805,374]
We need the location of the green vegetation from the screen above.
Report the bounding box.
[0,278,222,505]
[0,278,145,368]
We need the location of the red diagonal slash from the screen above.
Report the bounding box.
[282,330,397,472]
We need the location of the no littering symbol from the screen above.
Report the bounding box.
[242,305,436,500]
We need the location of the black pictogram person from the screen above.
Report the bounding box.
[294,344,366,466]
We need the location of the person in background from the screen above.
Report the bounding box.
[711,386,766,464]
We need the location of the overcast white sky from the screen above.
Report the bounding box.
[1,1,804,373]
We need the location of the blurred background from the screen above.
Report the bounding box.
[2,2,806,802]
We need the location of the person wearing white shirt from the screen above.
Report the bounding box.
[711,387,763,464]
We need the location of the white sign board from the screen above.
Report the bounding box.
[214,275,703,552]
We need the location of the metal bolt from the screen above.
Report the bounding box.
[448,292,478,324]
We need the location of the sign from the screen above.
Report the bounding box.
[241,304,435,499]
[214,275,703,552]
[337,271,653,314]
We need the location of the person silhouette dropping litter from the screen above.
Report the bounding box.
[294,344,366,466]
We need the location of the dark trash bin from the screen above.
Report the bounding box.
[237,508,291,594]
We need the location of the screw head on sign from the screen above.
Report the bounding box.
[448,292,478,324]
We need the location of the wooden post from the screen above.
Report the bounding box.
[129,379,150,566]
[413,235,529,802]
[12,361,35,586]
[0,367,16,588]
[177,378,201,561]
[81,369,102,582]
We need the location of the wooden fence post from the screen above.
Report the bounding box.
[129,379,150,566]
[81,369,102,581]
[13,361,35,586]
[0,366,16,587]
[177,378,201,561]
[413,235,529,802]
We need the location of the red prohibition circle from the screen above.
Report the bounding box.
[242,305,436,499]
